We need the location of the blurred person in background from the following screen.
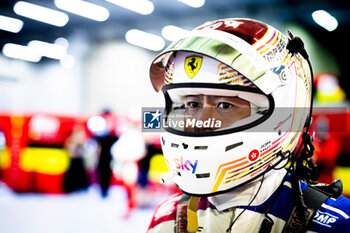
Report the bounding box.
[314,73,347,105]
[138,143,161,190]
[96,110,118,198]
[313,116,341,184]
[63,122,89,193]
[0,129,5,180]
[111,125,146,217]
[146,18,350,233]
[312,72,347,185]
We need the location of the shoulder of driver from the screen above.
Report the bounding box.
[310,193,350,232]
[147,192,182,233]
[147,183,350,233]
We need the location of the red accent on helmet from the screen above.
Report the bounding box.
[196,19,268,45]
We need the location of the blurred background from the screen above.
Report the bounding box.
[0,0,349,232]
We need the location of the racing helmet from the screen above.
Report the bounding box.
[149,18,313,196]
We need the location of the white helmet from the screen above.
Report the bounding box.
[149,18,313,196]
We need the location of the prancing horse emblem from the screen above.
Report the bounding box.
[184,56,202,79]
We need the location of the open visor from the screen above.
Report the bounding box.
[162,84,274,136]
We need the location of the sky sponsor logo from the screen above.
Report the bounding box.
[174,156,198,174]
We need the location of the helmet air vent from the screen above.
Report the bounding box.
[225,142,243,152]
[194,146,208,150]
[196,173,210,179]
[171,143,179,148]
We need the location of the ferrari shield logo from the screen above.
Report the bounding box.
[184,56,202,79]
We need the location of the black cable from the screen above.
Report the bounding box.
[258,170,289,233]
[283,30,317,230]
[286,30,316,175]
[225,170,266,232]
[286,29,315,134]
[305,58,315,133]
[259,214,274,233]
[273,151,291,170]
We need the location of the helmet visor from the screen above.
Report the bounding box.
[163,85,272,136]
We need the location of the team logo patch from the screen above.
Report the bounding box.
[184,56,202,79]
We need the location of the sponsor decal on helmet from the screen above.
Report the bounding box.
[273,113,292,131]
[184,56,202,79]
[260,141,272,153]
[248,149,260,162]
[217,63,248,85]
[262,35,288,62]
[165,61,174,84]
[175,156,198,174]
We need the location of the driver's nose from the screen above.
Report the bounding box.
[194,105,218,132]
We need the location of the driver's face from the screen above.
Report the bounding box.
[184,95,251,132]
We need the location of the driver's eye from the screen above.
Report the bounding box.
[218,102,233,109]
[173,104,185,110]
[187,102,200,108]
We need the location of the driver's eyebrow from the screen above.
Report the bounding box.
[185,95,200,98]
[212,95,238,99]
[211,96,248,104]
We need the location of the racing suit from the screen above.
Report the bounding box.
[147,169,350,233]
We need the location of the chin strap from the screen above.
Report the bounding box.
[175,194,201,233]
[187,196,201,233]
